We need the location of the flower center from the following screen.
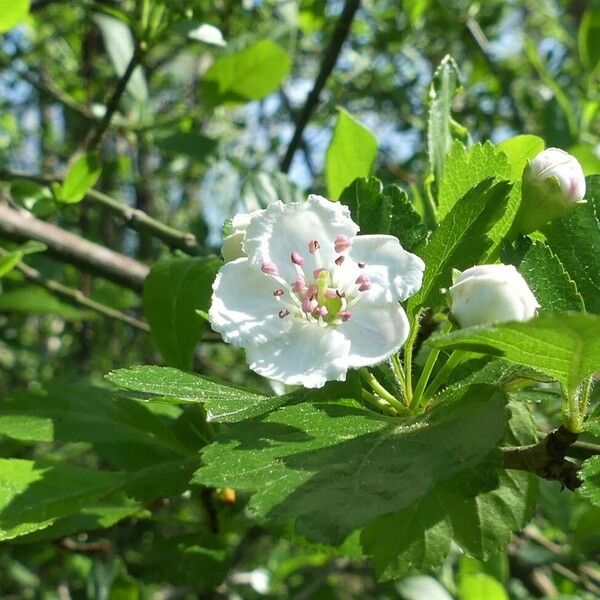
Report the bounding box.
[261,236,371,327]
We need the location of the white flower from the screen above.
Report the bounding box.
[209,195,425,388]
[221,209,264,262]
[529,147,586,203]
[449,264,539,328]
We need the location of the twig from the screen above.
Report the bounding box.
[0,203,149,290]
[85,43,143,149]
[280,0,361,172]
[501,426,581,490]
[0,168,206,256]
[278,91,316,177]
[0,247,149,331]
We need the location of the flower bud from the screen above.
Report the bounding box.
[449,264,539,328]
[511,148,586,235]
[221,209,264,262]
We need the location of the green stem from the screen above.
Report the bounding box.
[361,389,398,417]
[359,369,409,416]
[390,355,407,404]
[565,377,594,433]
[420,350,466,404]
[412,321,452,406]
[403,313,422,407]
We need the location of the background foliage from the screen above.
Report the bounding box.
[0,0,599,598]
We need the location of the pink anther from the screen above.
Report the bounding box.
[339,310,352,322]
[278,308,290,319]
[308,240,320,254]
[273,289,285,297]
[334,234,352,253]
[261,262,279,276]
[291,251,305,266]
[292,276,306,293]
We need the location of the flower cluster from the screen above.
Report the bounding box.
[209,195,425,388]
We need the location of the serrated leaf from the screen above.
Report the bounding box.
[437,141,511,220]
[326,109,377,200]
[544,175,600,313]
[579,456,600,507]
[408,178,513,313]
[427,55,461,189]
[519,242,584,312]
[339,177,427,251]
[195,384,508,545]
[497,134,545,181]
[203,39,291,107]
[106,365,285,422]
[363,401,535,579]
[0,0,29,33]
[143,257,221,370]
[56,152,102,204]
[429,313,600,399]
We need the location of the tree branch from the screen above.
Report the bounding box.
[0,168,206,256]
[0,247,149,331]
[501,426,581,490]
[0,204,149,290]
[280,0,361,173]
[85,43,143,149]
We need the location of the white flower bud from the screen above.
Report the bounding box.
[529,147,586,203]
[449,264,539,328]
[221,209,264,262]
[511,147,586,235]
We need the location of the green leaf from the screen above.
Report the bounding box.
[106,365,285,422]
[10,180,55,217]
[154,130,217,162]
[429,313,600,399]
[203,39,291,107]
[55,152,102,204]
[459,574,509,600]
[396,576,453,600]
[339,177,427,250]
[0,459,125,540]
[0,0,30,33]
[579,9,600,72]
[427,55,461,189]
[437,141,511,220]
[93,13,148,103]
[0,384,189,470]
[544,175,600,313]
[569,143,600,176]
[241,170,305,211]
[142,257,221,370]
[0,286,86,320]
[195,384,508,545]
[363,401,536,580]
[519,242,584,312]
[325,109,377,200]
[408,178,512,313]
[578,455,600,507]
[497,135,545,181]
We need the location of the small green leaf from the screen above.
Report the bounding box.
[55,153,102,204]
[519,242,584,312]
[195,384,508,545]
[427,55,461,191]
[544,175,600,313]
[339,177,427,250]
[579,9,600,72]
[459,574,509,600]
[497,134,545,181]
[0,0,30,33]
[106,365,285,422]
[429,313,600,400]
[142,257,221,370]
[10,180,55,217]
[326,109,377,200]
[154,130,217,162]
[408,178,512,313]
[0,286,86,320]
[579,455,600,507]
[203,39,292,107]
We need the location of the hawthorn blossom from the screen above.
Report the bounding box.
[528,148,586,203]
[449,264,539,328]
[209,195,425,388]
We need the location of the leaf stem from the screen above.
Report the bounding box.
[413,320,452,406]
[403,313,422,407]
[359,368,408,416]
[389,354,407,404]
[420,350,466,403]
[360,389,398,417]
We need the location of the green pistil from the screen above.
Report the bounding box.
[316,270,342,323]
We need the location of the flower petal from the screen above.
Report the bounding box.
[342,302,410,368]
[345,235,425,303]
[244,195,359,282]
[245,323,351,388]
[209,258,292,346]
